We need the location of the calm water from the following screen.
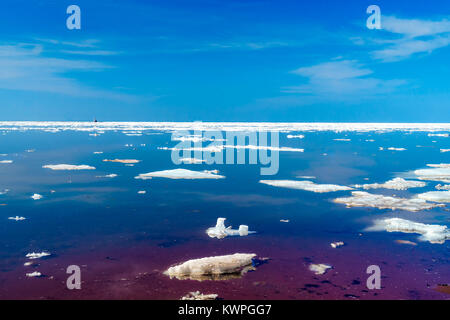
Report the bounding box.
[0,124,449,299]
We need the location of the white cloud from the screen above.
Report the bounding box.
[372,16,450,62]
[285,60,405,97]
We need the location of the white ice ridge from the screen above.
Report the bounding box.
[135,169,225,180]
[414,165,450,183]
[333,191,443,212]
[43,164,96,170]
[418,191,450,203]
[26,252,51,259]
[367,218,450,244]
[206,218,256,239]
[353,178,426,190]
[260,180,353,193]
[164,253,256,280]
[2,121,450,133]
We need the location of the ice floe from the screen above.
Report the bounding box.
[0,160,13,164]
[8,216,26,221]
[287,134,304,139]
[206,218,255,239]
[181,291,218,300]
[417,191,450,203]
[330,241,344,248]
[367,218,450,244]
[353,178,426,190]
[309,263,332,275]
[26,252,51,259]
[379,147,406,151]
[164,253,257,281]
[428,133,449,137]
[96,174,118,178]
[436,184,450,190]
[135,169,225,180]
[137,190,146,194]
[333,138,351,141]
[441,149,450,153]
[333,191,443,211]
[103,159,141,164]
[260,180,353,193]
[414,166,450,183]
[26,271,42,278]
[179,158,206,164]
[31,193,43,200]
[43,164,95,170]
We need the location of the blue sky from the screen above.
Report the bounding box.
[0,0,449,121]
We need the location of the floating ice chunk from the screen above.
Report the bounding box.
[330,241,344,248]
[418,191,450,203]
[428,133,449,137]
[436,184,450,191]
[93,151,103,154]
[164,253,257,281]
[367,218,450,244]
[427,163,450,168]
[179,158,205,164]
[395,240,417,246]
[96,174,118,178]
[414,166,450,183]
[206,218,256,239]
[287,134,304,139]
[354,178,426,190]
[296,176,316,179]
[26,271,42,278]
[137,190,146,194]
[103,159,141,164]
[260,180,353,193]
[226,145,304,152]
[280,219,290,223]
[380,147,406,151]
[43,164,95,170]
[31,193,43,200]
[8,216,26,221]
[0,160,13,164]
[135,169,225,180]
[441,149,450,153]
[181,291,218,300]
[333,191,443,212]
[333,138,351,141]
[26,252,51,259]
[309,264,332,275]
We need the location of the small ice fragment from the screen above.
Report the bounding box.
[26,252,51,259]
[287,134,304,139]
[330,241,344,248]
[280,219,290,223]
[353,178,426,191]
[436,184,450,191]
[8,216,26,221]
[137,190,146,194]
[26,271,42,278]
[181,291,218,300]
[309,263,332,275]
[43,164,95,170]
[135,169,224,180]
[0,160,13,164]
[260,180,353,193]
[395,240,417,246]
[103,159,141,164]
[206,218,255,239]
[31,194,43,200]
[96,174,118,178]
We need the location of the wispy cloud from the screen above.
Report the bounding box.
[0,43,132,100]
[284,60,405,97]
[372,16,450,62]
